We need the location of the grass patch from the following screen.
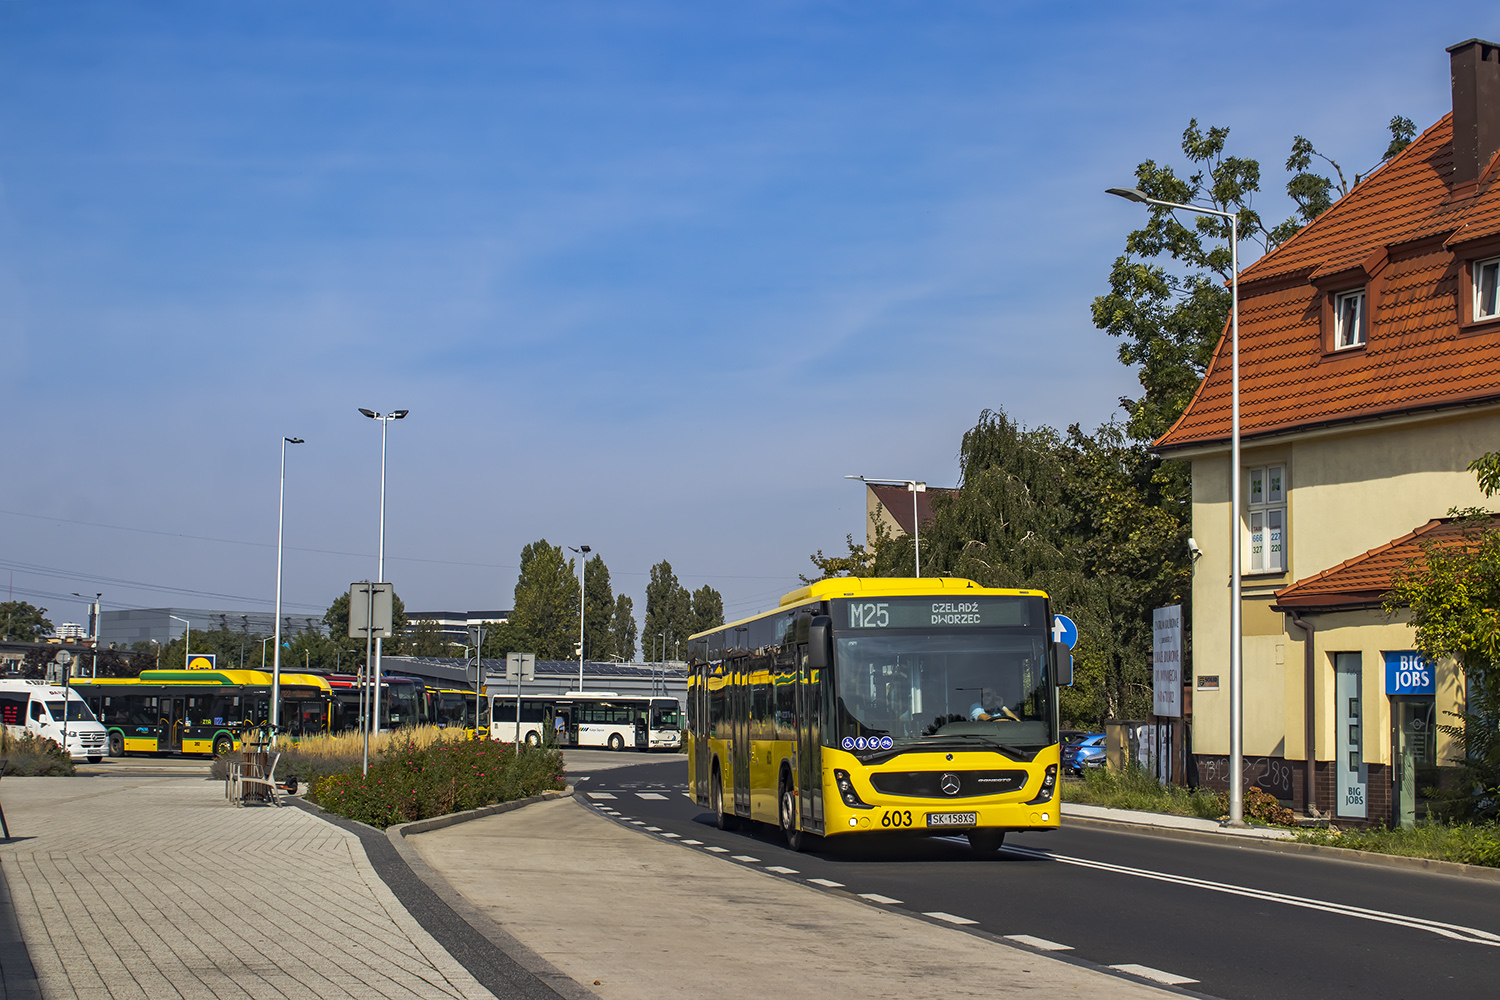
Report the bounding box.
[1063,767,1228,820]
[0,730,77,776]
[1295,823,1500,867]
[305,732,565,829]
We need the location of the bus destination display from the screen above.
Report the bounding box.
[840,597,1028,629]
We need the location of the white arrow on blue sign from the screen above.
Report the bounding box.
[1052,614,1078,648]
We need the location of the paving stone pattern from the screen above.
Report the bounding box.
[0,776,496,1000]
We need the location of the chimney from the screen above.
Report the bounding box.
[1449,38,1500,187]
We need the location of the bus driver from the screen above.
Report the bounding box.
[968,688,1021,723]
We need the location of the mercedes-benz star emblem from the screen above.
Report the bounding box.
[940,773,961,796]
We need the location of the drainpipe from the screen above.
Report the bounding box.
[1286,608,1317,817]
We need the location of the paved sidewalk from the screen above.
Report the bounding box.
[0,774,496,1000]
[409,796,1181,1000]
[1062,801,1295,839]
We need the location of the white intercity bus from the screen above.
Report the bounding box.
[0,679,110,762]
[490,692,682,750]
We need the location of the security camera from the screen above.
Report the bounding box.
[1187,537,1203,561]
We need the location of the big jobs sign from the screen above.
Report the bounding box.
[1152,605,1183,718]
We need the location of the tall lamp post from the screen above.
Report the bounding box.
[169,615,190,670]
[359,408,408,735]
[272,435,305,744]
[569,545,591,692]
[1107,185,1243,826]
[845,475,927,577]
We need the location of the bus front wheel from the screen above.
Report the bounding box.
[524,732,540,747]
[608,733,625,751]
[779,778,805,852]
[213,735,233,757]
[712,769,738,831]
[967,830,1005,857]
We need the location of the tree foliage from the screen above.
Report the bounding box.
[506,539,582,661]
[583,554,616,661]
[1,601,54,642]
[610,594,638,662]
[643,561,692,662]
[689,585,725,640]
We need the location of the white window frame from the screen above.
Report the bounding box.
[1475,256,1500,322]
[1246,465,1286,573]
[1334,289,1366,348]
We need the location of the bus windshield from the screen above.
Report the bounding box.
[47,700,97,723]
[833,630,1054,749]
[651,702,681,730]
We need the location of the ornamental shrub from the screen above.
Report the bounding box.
[0,730,77,776]
[308,734,565,828]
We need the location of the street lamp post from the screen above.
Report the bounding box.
[272,436,305,744]
[845,475,927,576]
[169,616,190,670]
[569,545,591,692]
[359,408,408,735]
[1107,185,1243,826]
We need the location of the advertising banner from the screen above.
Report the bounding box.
[1152,605,1183,718]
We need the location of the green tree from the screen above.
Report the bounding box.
[507,539,581,660]
[643,561,692,662]
[584,554,615,661]
[1,601,54,642]
[408,619,453,658]
[322,589,409,671]
[610,594,638,661]
[689,585,724,638]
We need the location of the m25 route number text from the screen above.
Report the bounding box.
[881,809,914,828]
[849,602,890,628]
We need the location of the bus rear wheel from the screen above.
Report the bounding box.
[608,733,625,751]
[108,731,124,757]
[712,769,738,831]
[213,734,233,757]
[524,731,540,747]
[779,779,805,852]
[967,830,1005,857]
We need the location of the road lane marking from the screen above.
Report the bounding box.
[586,792,616,799]
[1005,934,1071,951]
[644,826,662,832]
[731,855,760,862]
[636,792,668,800]
[706,846,729,853]
[1002,844,1500,948]
[629,821,646,825]
[682,839,703,845]
[662,832,681,838]
[859,893,902,904]
[808,878,844,887]
[924,911,978,925]
[1110,964,1197,985]
[766,866,799,874]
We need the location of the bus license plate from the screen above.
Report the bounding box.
[926,812,977,828]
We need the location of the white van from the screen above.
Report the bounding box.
[0,679,109,762]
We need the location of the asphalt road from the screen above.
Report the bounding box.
[574,757,1500,1000]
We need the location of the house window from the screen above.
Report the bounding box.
[1334,289,1366,348]
[1247,465,1286,573]
[1476,256,1500,321]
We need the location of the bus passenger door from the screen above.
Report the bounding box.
[731,661,751,817]
[161,697,185,752]
[692,667,710,804]
[797,644,823,833]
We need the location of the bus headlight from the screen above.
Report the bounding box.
[1026,764,1057,804]
[833,769,872,809]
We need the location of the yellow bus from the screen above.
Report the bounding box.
[73,669,336,757]
[687,577,1070,856]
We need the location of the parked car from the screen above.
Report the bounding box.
[1062,733,1105,775]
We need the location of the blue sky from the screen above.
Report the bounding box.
[1,1,1491,636]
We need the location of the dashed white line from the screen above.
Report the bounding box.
[636,792,668,800]
[730,855,760,862]
[924,911,978,926]
[859,893,903,905]
[1110,964,1198,986]
[706,846,729,853]
[1005,934,1071,951]
[644,826,663,832]
[662,832,681,838]
[808,878,844,888]
[586,792,616,799]
[629,820,646,826]
[766,866,799,875]
[682,839,704,845]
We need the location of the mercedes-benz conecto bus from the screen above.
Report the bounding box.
[686,577,1070,856]
[490,693,682,750]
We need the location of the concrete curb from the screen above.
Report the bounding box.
[389,787,572,837]
[1063,814,1500,884]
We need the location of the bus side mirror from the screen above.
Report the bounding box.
[807,616,832,671]
[1054,641,1073,687]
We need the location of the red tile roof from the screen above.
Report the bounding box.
[1155,114,1500,453]
[1272,514,1500,610]
[868,483,954,535]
